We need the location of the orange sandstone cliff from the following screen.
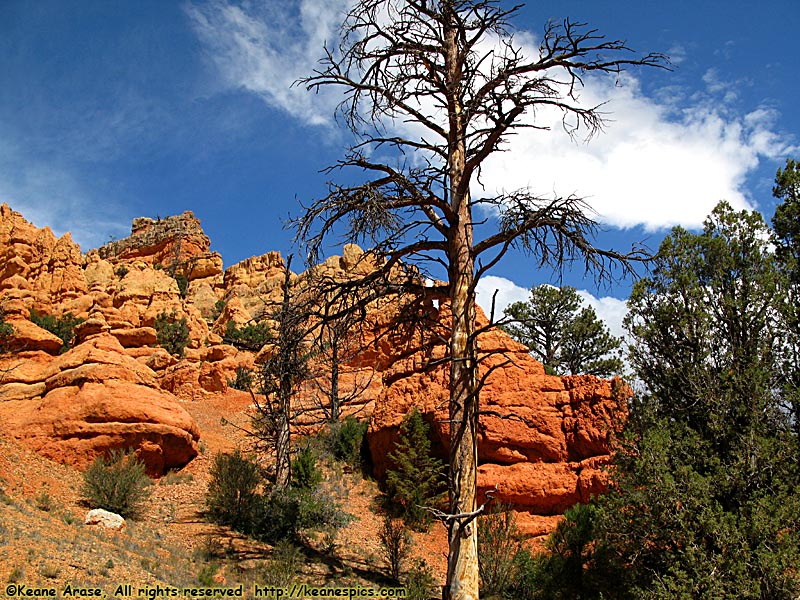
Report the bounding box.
[0,203,624,535]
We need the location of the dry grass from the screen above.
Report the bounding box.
[0,390,449,591]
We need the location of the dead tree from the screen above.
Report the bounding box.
[294,2,666,598]
[250,255,314,488]
[309,306,373,422]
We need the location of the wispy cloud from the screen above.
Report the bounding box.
[187,1,796,233]
[0,140,132,250]
[185,0,350,127]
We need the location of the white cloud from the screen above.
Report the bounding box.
[478,71,796,232]
[185,0,350,127]
[575,290,628,341]
[187,2,797,232]
[475,275,530,321]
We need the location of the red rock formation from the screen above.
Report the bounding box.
[0,204,625,533]
[364,299,627,535]
[0,333,199,475]
[0,205,211,474]
[0,203,88,313]
[96,211,223,281]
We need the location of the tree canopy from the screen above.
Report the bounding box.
[544,199,800,598]
[503,285,623,377]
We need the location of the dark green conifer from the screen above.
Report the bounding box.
[385,407,445,530]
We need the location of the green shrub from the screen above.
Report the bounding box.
[261,540,303,587]
[204,450,349,544]
[385,407,445,530]
[379,516,410,582]
[224,320,272,351]
[329,416,368,467]
[253,486,350,544]
[7,565,24,583]
[211,299,227,323]
[154,310,190,356]
[0,306,13,350]
[478,506,524,598]
[206,450,261,531]
[507,550,537,600]
[291,446,322,490]
[29,309,83,353]
[514,502,599,600]
[39,563,60,579]
[161,469,193,485]
[227,367,253,391]
[34,491,53,512]
[196,564,220,587]
[174,274,189,298]
[80,449,151,518]
[405,558,437,600]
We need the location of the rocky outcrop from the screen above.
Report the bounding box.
[97,211,223,281]
[0,333,200,475]
[0,203,624,534]
[364,302,626,535]
[0,203,88,314]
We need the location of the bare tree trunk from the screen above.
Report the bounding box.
[274,257,294,489]
[444,8,479,599]
[446,252,479,600]
[329,335,341,422]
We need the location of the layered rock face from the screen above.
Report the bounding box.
[364,302,626,536]
[0,333,200,475]
[0,203,624,534]
[0,205,218,474]
[97,211,223,281]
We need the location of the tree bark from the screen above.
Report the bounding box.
[444,7,480,599]
[274,257,294,489]
[329,334,341,422]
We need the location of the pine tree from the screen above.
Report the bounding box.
[772,159,800,439]
[503,285,623,377]
[578,201,800,598]
[385,408,445,530]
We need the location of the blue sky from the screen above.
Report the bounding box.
[2,1,798,333]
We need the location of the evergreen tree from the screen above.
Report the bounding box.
[0,304,13,352]
[154,310,190,357]
[772,159,800,438]
[580,201,800,598]
[503,285,623,377]
[385,408,445,530]
[772,158,800,283]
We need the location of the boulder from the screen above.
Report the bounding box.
[0,334,200,475]
[84,508,126,530]
[2,318,64,354]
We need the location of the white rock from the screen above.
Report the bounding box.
[84,508,126,530]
